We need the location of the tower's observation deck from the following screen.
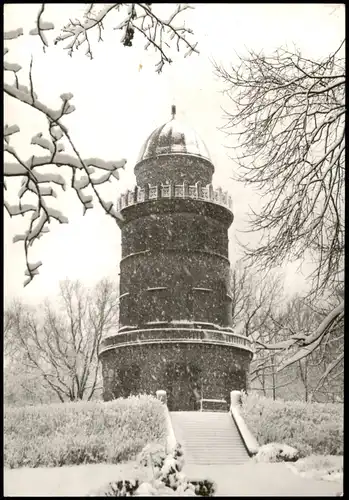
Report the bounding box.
[116,182,233,213]
[99,107,253,410]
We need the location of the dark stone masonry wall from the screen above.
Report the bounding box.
[100,342,252,411]
[119,251,232,328]
[134,155,215,186]
[118,201,234,330]
[121,211,229,257]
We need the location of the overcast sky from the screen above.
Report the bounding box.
[4,3,344,306]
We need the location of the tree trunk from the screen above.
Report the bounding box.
[271,353,276,400]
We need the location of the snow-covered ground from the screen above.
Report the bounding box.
[183,462,342,497]
[4,461,342,497]
[4,461,151,497]
[285,455,343,483]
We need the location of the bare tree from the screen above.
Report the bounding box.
[5,354,56,406]
[230,261,287,398]
[249,316,292,400]
[252,293,343,402]
[5,278,118,403]
[230,261,284,338]
[214,39,345,368]
[4,4,198,285]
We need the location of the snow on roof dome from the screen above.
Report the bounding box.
[136,106,212,165]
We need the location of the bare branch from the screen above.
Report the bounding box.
[54,3,198,73]
[275,301,344,370]
[4,3,197,285]
[4,78,125,285]
[214,41,345,298]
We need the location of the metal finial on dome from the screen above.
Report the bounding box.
[171,105,176,119]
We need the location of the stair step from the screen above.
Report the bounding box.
[187,455,247,458]
[170,411,250,466]
[181,441,245,446]
[182,438,242,442]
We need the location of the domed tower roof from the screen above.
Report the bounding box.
[136,106,212,165]
[134,106,215,186]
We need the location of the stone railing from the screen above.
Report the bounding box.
[156,390,177,454]
[116,182,233,211]
[196,398,228,412]
[100,328,253,354]
[230,390,259,456]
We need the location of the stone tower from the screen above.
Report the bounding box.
[99,107,253,411]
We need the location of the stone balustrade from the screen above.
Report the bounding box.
[116,181,233,211]
[230,390,259,455]
[99,327,253,354]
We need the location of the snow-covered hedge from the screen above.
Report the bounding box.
[254,443,299,463]
[241,392,343,457]
[4,395,167,468]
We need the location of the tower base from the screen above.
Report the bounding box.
[99,328,253,411]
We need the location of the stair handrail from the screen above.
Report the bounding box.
[156,390,177,454]
[230,390,259,456]
[198,398,227,412]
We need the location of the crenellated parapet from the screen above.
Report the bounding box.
[117,182,233,212]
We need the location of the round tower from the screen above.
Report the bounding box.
[99,107,253,411]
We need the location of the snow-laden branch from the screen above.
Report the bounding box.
[4,124,20,138]
[5,153,126,176]
[250,293,344,400]
[4,24,126,286]
[4,28,23,40]
[54,3,199,72]
[257,301,343,352]
[275,301,344,370]
[29,3,54,50]
[4,3,198,286]
[254,300,344,376]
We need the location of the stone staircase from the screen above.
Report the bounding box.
[170,411,250,466]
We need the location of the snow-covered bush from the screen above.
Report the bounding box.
[88,479,141,497]
[241,392,343,457]
[190,480,217,497]
[135,479,197,497]
[135,442,215,497]
[254,442,299,463]
[137,442,167,473]
[87,442,215,497]
[5,395,167,468]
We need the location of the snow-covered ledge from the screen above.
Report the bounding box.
[156,390,177,454]
[230,390,259,456]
